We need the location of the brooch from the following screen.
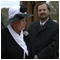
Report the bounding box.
[23,31,29,36]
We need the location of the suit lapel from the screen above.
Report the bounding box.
[34,20,46,33]
[37,26,46,33]
[34,18,52,34]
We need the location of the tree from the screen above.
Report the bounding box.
[48,1,59,23]
[1,8,9,27]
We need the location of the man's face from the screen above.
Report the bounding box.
[37,4,50,20]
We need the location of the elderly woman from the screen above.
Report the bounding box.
[1,5,34,59]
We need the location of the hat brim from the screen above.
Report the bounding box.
[23,14,33,18]
[5,14,33,24]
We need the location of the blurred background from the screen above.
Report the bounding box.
[1,1,59,29]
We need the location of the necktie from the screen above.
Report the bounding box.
[40,24,43,27]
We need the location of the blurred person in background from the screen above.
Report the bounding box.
[1,13,4,29]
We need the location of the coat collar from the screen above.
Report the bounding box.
[34,17,52,33]
[45,17,52,28]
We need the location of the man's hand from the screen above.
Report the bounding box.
[34,55,38,59]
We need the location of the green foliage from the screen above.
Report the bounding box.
[1,8,9,27]
[48,1,59,23]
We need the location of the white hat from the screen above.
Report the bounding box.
[8,5,20,19]
[5,5,33,24]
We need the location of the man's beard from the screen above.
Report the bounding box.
[38,13,50,21]
[39,16,48,20]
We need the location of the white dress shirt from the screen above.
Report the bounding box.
[40,18,49,26]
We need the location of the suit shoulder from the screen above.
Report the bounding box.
[52,20,59,27]
[50,20,59,30]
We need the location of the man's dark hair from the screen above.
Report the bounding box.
[36,2,51,12]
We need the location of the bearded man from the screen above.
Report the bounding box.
[28,2,59,59]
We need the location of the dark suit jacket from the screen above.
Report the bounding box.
[29,18,59,59]
[1,28,34,59]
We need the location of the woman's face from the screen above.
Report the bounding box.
[12,19,26,31]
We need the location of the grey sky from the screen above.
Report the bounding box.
[1,1,50,8]
[1,1,20,8]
